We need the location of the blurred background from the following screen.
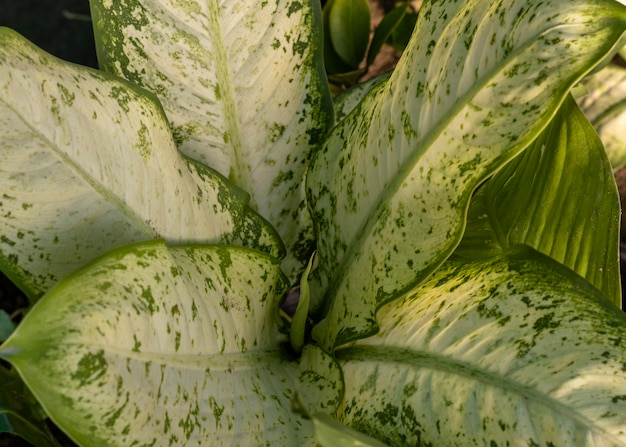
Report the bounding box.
[1,0,96,67]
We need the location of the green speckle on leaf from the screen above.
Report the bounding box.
[426,40,436,55]
[269,122,286,142]
[104,389,129,428]
[71,350,107,387]
[171,304,180,316]
[140,285,156,313]
[293,37,307,57]
[533,312,559,331]
[178,402,200,439]
[132,334,142,352]
[134,123,152,159]
[174,331,181,351]
[272,170,294,188]
[0,235,15,246]
[57,83,75,106]
[209,396,224,428]
[109,85,132,112]
[287,0,303,17]
[374,403,399,426]
[95,281,113,292]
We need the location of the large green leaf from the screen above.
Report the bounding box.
[89,0,334,280]
[335,247,626,446]
[0,29,281,300]
[457,95,621,307]
[307,0,626,350]
[578,64,626,170]
[0,240,314,446]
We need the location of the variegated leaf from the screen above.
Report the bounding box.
[335,247,626,446]
[333,73,390,123]
[307,0,626,350]
[297,344,344,415]
[89,0,334,280]
[578,64,626,170]
[0,240,314,446]
[0,29,281,300]
[457,95,621,307]
[296,344,389,446]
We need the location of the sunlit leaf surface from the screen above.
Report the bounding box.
[336,247,626,446]
[308,0,626,350]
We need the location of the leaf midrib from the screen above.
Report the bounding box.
[1,98,156,237]
[206,3,253,206]
[68,343,286,371]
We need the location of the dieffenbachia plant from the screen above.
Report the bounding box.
[0,0,625,445]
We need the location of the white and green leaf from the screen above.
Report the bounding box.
[0,29,281,300]
[296,344,388,446]
[333,72,390,122]
[307,0,626,350]
[89,0,334,280]
[297,344,344,416]
[0,240,315,446]
[457,95,621,307]
[578,64,626,170]
[335,247,626,446]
